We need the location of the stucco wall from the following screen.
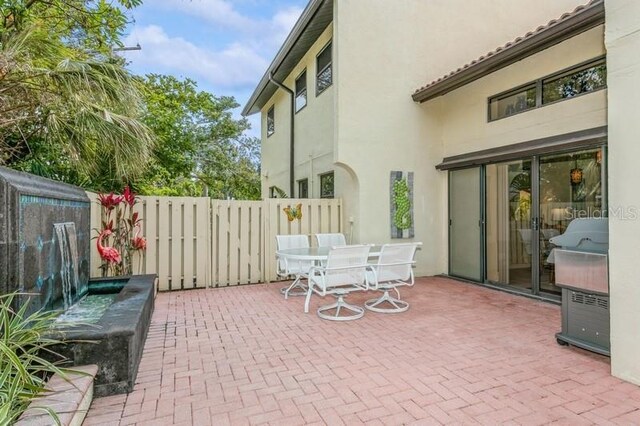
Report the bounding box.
[333,0,588,276]
[439,26,606,157]
[261,88,290,196]
[605,0,640,386]
[260,24,337,199]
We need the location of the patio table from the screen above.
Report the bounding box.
[276,245,383,263]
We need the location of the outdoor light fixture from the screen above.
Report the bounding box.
[570,167,583,185]
[570,157,583,185]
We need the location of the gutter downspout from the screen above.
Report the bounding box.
[268,72,295,197]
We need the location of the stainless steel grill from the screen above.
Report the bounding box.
[550,218,610,356]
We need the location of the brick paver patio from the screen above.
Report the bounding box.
[84,277,640,425]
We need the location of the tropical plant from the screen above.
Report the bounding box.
[95,186,146,276]
[510,171,532,220]
[269,186,288,199]
[0,0,142,54]
[0,293,70,425]
[1,0,153,190]
[0,28,154,185]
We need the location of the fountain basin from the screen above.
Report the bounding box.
[1,167,156,397]
[52,274,156,397]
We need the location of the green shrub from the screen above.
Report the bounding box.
[0,293,71,425]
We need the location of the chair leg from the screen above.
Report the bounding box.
[317,295,364,321]
[281,275,308,299]
[364,290,409,313]
[304,287,313,313]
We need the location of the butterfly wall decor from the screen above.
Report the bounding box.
[283,203,303,221]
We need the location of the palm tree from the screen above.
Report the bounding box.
[0,27,154,183]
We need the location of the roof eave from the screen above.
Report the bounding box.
[412,0,605,103]
[242,0,328,116]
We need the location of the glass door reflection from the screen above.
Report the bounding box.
[538,147,605,295]
[486,160,533,292]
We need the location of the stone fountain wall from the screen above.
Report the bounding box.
[0,167,90,315]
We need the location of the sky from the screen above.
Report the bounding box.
[120,0,308,138]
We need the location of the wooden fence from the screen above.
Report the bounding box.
[88,194,342,291]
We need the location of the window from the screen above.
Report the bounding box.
[319,172,334,198]
[298,178,309,198]
[295,70,307,112]
[542,60,606,104]
[489,85,536,120]
[267,106,275,137]
[316,42,332,94]
[488,57,606,121]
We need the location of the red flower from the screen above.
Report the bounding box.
[98,192,124,211]
[123,186,136,207]
[97,229,122,264]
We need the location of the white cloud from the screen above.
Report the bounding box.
[150,0,303,50]
[154,0,301,37]
[123,25,269,88]
[122,0,304,116]
[153,0,252,30]
[268,6,304,46]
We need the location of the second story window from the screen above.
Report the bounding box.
[320,172,334,199]
[489,57,606,121]
[267,106,275,137]
[295,70,307,112]
[316,42,332,95]
[298,178,309,198]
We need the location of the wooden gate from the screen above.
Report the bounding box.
[88,194,342,290]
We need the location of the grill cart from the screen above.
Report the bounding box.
[549,218,610,356]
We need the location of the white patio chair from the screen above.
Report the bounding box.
[314,233,347,247]
[364,242,421,313]
[315,233,347,268]
[304,244,372,321]
[276,235,312,299]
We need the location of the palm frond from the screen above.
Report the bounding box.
[0,26,154,181]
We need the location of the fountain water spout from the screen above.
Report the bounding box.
[54,222,80,310]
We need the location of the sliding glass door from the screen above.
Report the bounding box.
[485,160,533,292]
[538,147,605,295]
[449,167,482,281]
[448,145,606,299]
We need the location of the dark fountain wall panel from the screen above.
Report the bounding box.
[0,167,91,315]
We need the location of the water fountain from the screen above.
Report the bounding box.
[0,166,155,396]
[54,222,82,310]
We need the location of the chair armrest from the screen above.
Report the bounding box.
[371,260,416,268]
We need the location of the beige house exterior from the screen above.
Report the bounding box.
[244,0,640,386]
[605,0,640,388]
